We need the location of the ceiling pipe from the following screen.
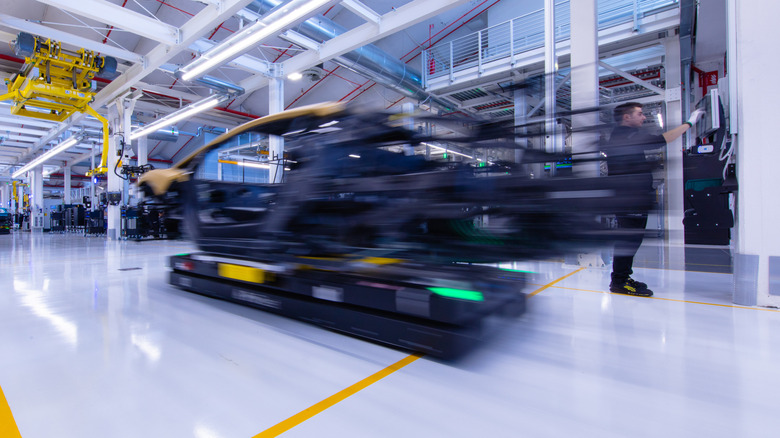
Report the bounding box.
[248,0,458,112]
[160,64,244,96]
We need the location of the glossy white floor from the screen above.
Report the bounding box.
[2,232,779,438]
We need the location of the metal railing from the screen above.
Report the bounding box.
[422,0,679,85]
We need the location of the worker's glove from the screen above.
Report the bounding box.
[687,109,705,126]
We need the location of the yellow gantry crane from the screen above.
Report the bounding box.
[0,32,117,175]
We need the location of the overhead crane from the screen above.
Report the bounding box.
[0,32,117,176]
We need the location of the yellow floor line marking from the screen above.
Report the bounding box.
[0,386,22,438]
[254,353,423,437]
[527,267,587,297]
[546,284,780,312]
[253,267,586,437]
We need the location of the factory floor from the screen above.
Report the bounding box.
[1,232,778,438]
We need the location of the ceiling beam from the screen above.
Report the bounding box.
[133,101,243,130]
[341,0,381,25]
[0,29,16,43]
[93,0,254,109]
[188,39,272,76]
[0,14,143,63]
[0,124,51,137]
[598,61,665,96]
[0,133,41,143]
[11,0,255,174]
[0,115,61,129]
[239,0,470,94]
[0,143,29,150]
[34,0,180,46]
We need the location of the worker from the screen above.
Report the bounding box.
[605,102,704,296]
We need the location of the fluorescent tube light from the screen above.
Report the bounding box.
[179,0,332,81]
[130,96,224,140]
[13,136,80,178]
[218,159,270,169]
[238,161,270,169]
[422,142,474,159]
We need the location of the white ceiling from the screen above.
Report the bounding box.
[0,0,727,186]
[0,0,487,179]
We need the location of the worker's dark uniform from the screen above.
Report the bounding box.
[604,125,664,284]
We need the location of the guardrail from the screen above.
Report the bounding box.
[422,0,679,87]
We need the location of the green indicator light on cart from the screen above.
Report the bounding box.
[427,287,484,301]
[499,268,538,274]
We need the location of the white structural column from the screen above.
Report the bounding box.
[137,136,148,168]
[569,0,599,177]
[662,36,685,245]
[731,0,780,307]
[10,183,17,213]
[90,143,97,209]
[268,75,284,184]
[64,166,72,204]
[107,103,121,239]
[513,76,536,176]
[106,98,134,240]
[544,0,558,159]
[402,102,415,156]
[1,183,8,209]
[30,167,43,232]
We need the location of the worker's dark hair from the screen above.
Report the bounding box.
[613,102,643,123]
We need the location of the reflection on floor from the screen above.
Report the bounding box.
[1,232,777,438]
[628,237,732,274]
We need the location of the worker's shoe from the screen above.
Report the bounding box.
[609,278,653,297]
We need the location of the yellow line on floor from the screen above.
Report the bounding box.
[253,353,423,437]
[253,268,587,436]
[527,267,587,297]
[547,285,780,312]
[0,386,22,438]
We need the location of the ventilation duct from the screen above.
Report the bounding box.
[248,0,457,112]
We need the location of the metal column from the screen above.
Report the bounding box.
[513,75,535,176]
[268,70,284,184]
[663,36,685,246]
[544,0,558,161]
[107,103,122,239]
[90,143,97,210]
[31,167,44,232]
[731,0,780,307]
[137,136,148,168]
[107,96,138,239]
[64,166,72,204]
[1,183,9,210]
[570,0,599,178]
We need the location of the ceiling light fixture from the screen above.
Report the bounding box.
[287,72,303,81]
[218,159,270,169]
[238,161,271,169]
[179,0,333,82]
[422,142,474,159]
[129,96,225,141]
[12,135,80,179]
